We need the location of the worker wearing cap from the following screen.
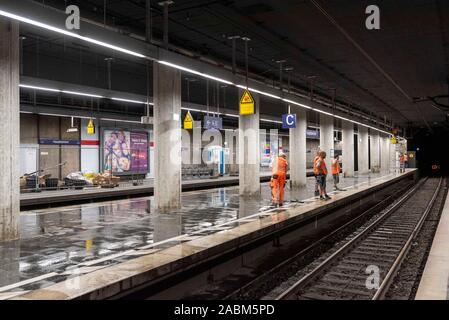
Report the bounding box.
[270,152,289,207]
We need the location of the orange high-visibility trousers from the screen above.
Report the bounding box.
[271,174,286,204]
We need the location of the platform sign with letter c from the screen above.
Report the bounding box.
[282,114,297,129]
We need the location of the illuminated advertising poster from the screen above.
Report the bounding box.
[103,129,149,174]
[130,132,149,172]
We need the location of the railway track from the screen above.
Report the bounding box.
[276,177,443,300]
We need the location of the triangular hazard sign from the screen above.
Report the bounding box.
[184,111,193,123]
[184,111,194,129]
[240,90,254,104]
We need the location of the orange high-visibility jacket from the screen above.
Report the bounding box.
[272,157,288,176]
[313,156,320,175]
[313,157,328,175]
[331,159,340,175]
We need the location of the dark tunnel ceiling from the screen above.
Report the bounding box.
[25,0,449,127]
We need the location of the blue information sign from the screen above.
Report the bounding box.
[306,129,320,139]
[282,114,297,129]
[39,139,80,145]
[204,116,223,130]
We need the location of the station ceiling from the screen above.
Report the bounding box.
[22,0,449,129]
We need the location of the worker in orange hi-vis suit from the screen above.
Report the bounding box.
[331,154,343,191]
[270,152,289,207]
[399,153,405,173]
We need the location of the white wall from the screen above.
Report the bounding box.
[80,118,100,173]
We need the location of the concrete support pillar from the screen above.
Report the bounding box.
[380,134,390,173]
[153,62,182,210]
[238,91,260,197]
[289,108,307,187]
[0,19,20,241]
[370,131,380,173]
[358,125,369,174]
[192,128,202,165]
[390,139,397,172]
[320,113,334,179]
[342,121,354,178]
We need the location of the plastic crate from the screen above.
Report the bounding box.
[45,178,59,190]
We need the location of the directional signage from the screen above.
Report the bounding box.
[282,114,297,129]
[204,116,223,130]
[306,129,320,139]
[184,111,194,130]
[39,139,80,145]
[240,89,255,115]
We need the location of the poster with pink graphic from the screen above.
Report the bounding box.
[130,132,149,172]
[103,129,149,173]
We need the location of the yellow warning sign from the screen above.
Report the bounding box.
[85,239,93,251]
[390,136,397,144]
[240,89,255,115]
[184,111,193,130]
[87,119,95,135]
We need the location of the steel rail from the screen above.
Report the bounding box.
[276,178,430,300]
[223,180,414,300]
[372,177,443,300]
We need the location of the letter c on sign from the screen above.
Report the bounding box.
[286,115,295,126]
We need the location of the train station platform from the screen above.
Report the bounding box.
[19,172,313,209]
[416,188,449,300]
[0,169,417,300]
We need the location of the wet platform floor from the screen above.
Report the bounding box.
[1,172,394,297]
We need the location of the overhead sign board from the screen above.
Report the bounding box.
[39,139,80,145]
[204,116,223,130]
[306,129,320,139]
[184,111,194,130]
[282,114,296,129]
[240,89,255,115]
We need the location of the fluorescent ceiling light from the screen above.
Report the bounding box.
[261,119,282,124]
[62,90,104,99]
[112,97,153,105]
[282,98,312,110]
[19,84,60,92]
[237,85,281,100]
[0,9,146,59]
[100,118,141,124]
[224,113,239,118]
[37,113,71,118]
[158,61,233,85]
[181,107,203,113]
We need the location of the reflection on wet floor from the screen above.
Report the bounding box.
[0,173,389,295]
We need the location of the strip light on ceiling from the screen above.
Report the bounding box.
[158,61,234,86]
[2,9,393,136]
[0,9,146,58]
[236,85,281,100]
[19,84,60,92]
[112,97,154,105]
[62,90,104,99]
